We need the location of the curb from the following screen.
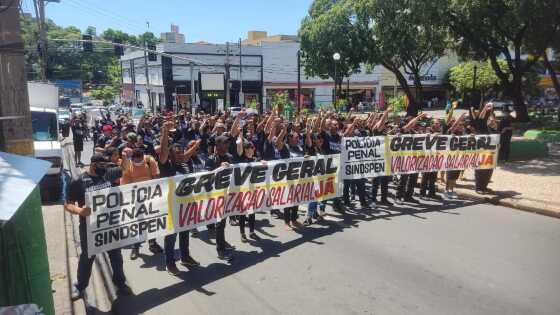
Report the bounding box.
[438,184,560,219]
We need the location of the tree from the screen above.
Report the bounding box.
[90,85,118,105]
[137,32,161,46]
[298,0,363,99]
[446,0,558,121]
[448,60,505,104]
[522,0,560,97]
[353,0,449,116]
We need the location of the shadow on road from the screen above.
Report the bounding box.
[110,198,481,314]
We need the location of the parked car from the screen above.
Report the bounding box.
[230,106,258,117]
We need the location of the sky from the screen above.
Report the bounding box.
[21,0,313,43]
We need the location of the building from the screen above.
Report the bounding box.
[120,29,459,113]
[160,24,186,44]
[120,41,263,113]
[242,31,299,45]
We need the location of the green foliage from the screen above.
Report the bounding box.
[387,96,405,114]
[19,14,150,93]
[300,0,449,114]
[270,92,291,113]
[90,86,118,105]
[446,0,560,121]
[298,0,362,84]
[449,60,506,95]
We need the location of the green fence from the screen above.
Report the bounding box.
[0,187,54,315]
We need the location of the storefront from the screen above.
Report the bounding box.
[266,88,315,110]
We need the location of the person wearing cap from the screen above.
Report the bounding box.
[95,124,114,149]
[65,154,132,300]
[206,134,236,262]
[121,146,164,259]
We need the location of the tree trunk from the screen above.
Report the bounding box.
[543,52,560,97]
[410,74,424,116]
[511,72,529,122]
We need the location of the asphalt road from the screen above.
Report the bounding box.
[76,141,560,315]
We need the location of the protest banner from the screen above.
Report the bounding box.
[86,155,341,256]
[341,134,500,179]
[85,177,170,256]
[388,134,499,174]
[169,155,340,232]
[340,136,388,179]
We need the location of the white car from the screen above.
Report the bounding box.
[230,106,258,117]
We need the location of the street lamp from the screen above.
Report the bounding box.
[333,52,341,104]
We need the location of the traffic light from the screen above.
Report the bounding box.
[82,34,93,52]
[113,39,124,56]
[148,44,157,61]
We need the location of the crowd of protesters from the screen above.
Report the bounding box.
[65,102,512,300]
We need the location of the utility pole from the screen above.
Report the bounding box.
[0,0,35,155]
[297,50,301,113]
[239,38,244,106]
[131,59,137,107]
[190,62,195,114]
[33,0,47,80]
[225,42,230,109]
[143,21,152,112]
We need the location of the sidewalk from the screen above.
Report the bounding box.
[441,143,560,218]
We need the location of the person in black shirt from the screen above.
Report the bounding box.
[207,135,235,262]
[71,116,85,167]
[285,131,305,228]
[303,128,328,225]
[420,118,443,200]
[235,136,260,242]
[498,108,514,162]
[65,154,132,300]
[472,104,496,194]
[319,116,345,212]
[370,110,393,205]
[396,113,427,203]
[156,122,201,275]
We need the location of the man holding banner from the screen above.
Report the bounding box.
[65,154,132,300]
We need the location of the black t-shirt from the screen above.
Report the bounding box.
[95,135,112,148]
[499,116,513,138]
[262,140,290,161]
[183,128,201,142]
[207,153,233,171]
[177,154,209,174]
[72,123,84,142]
[158,159,177,178]
[67,172,112,206]
[322,131,342,154]
[66,172,112,226]
[288,144,305,158]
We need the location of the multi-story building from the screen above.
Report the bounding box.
[120,28,458,112]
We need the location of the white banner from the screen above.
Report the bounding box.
[86,155,341,256]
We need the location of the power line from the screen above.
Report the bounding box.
[62,0,145,34]
[74,0,146,29]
